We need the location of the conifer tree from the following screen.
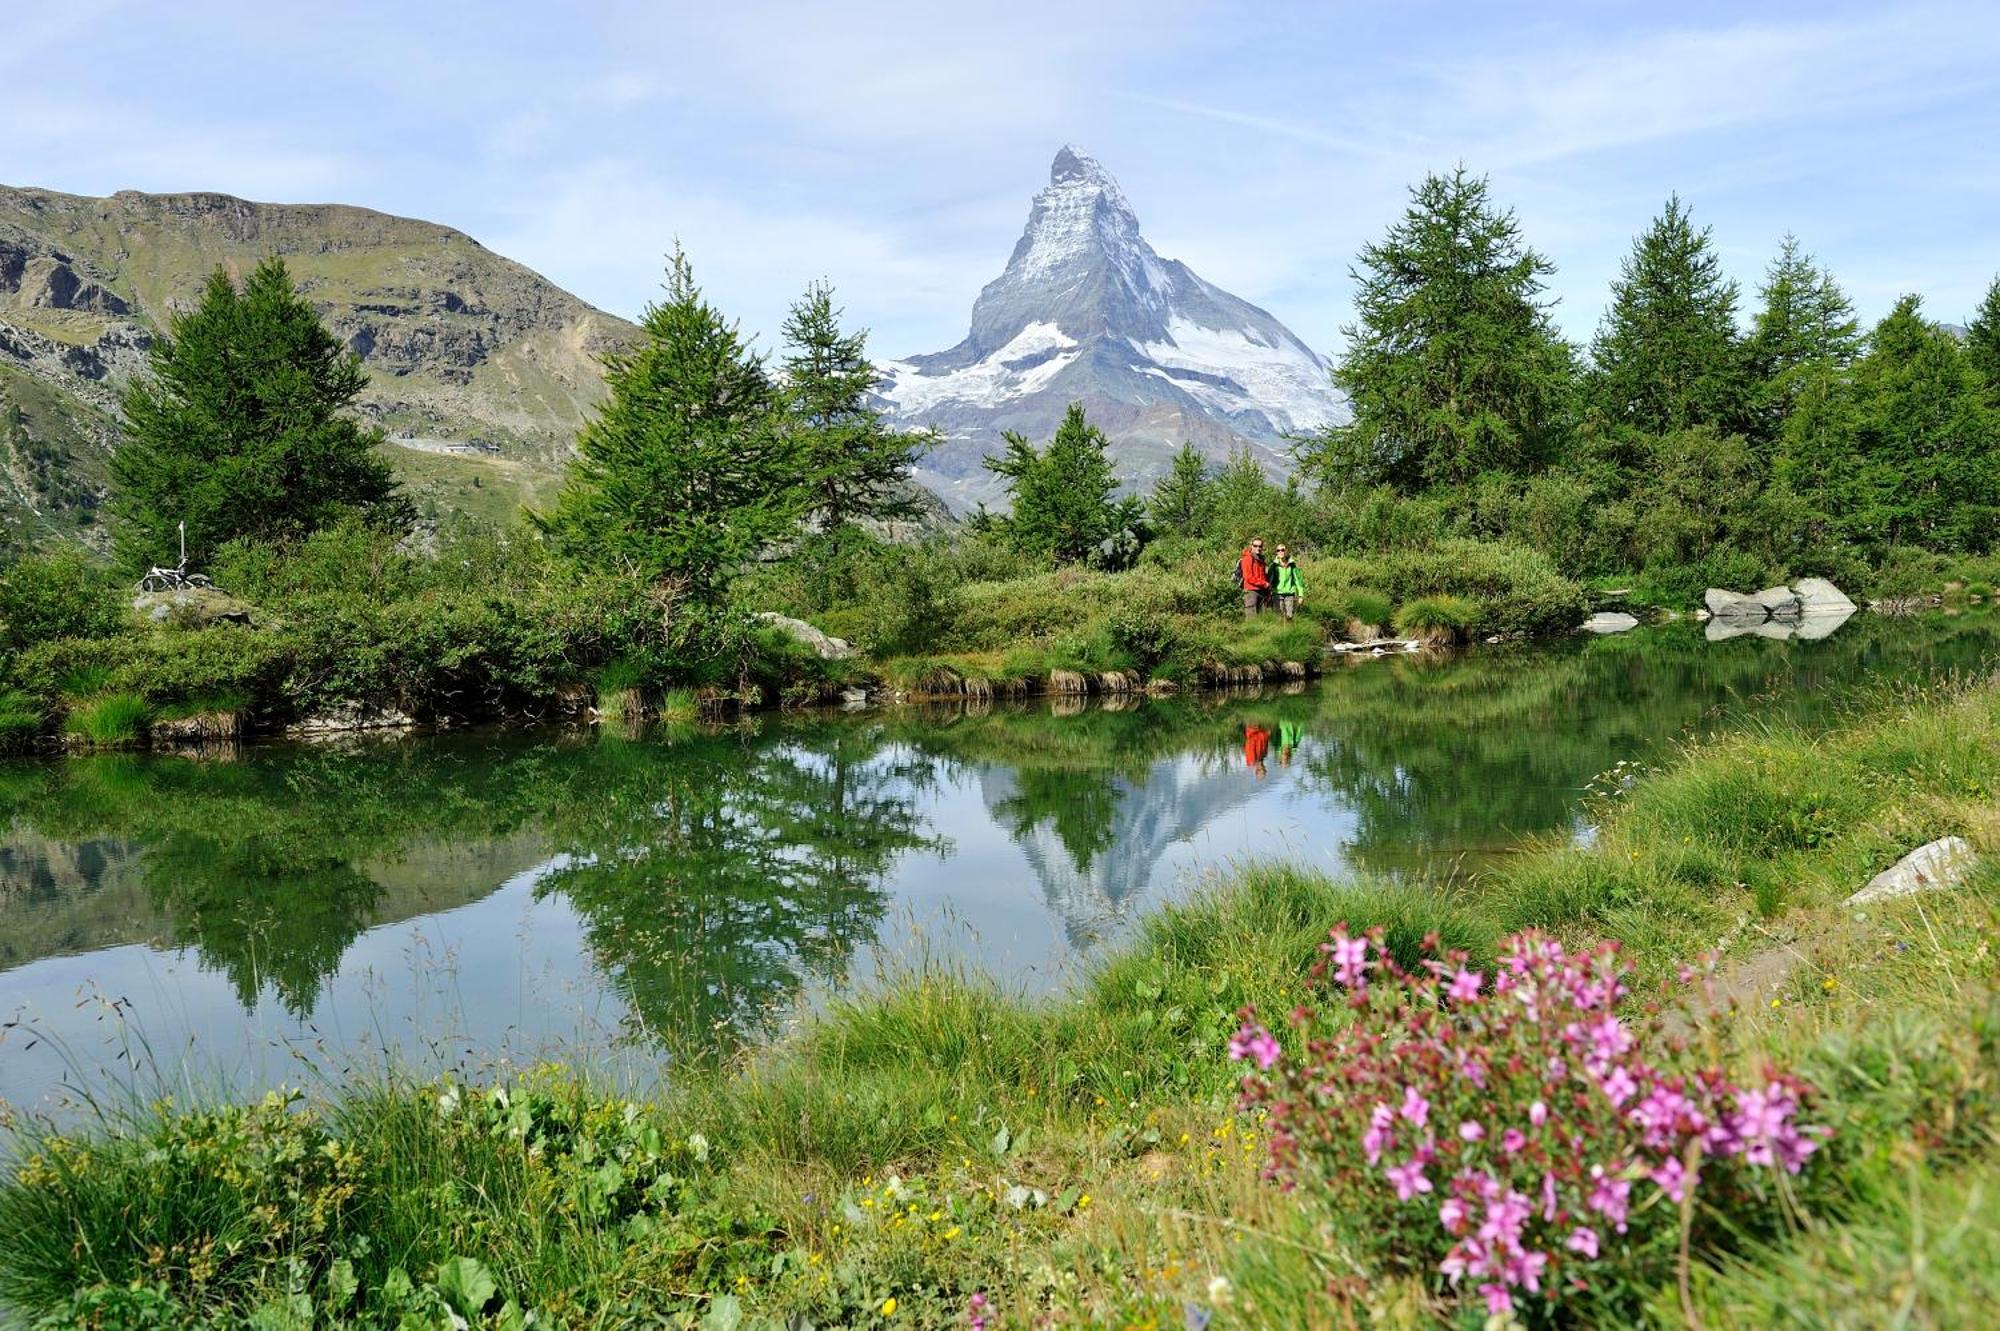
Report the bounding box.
[1783,296,1999,551]
[1966,275,2000,408]
[983,402,1127,563]
[542,246,792,607]
[1148,442,1216,538]
[110,257,404,567]
[1590,196,1746,435]
[1850,296,1999,550]
[779,281,929,534]
[1744,235,1859,446]
[1313,168,1574,490]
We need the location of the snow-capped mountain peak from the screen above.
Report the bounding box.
[879,148,1347,509]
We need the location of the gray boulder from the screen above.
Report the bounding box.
[1581,611,1639,634]
[1846,836,1977,906]
[1755,586,1804,620]
[1704,588,1767,620]
[1793,577,1857,617]
[753,612,856,661]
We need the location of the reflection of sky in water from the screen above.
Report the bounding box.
[4,615,1996,1113]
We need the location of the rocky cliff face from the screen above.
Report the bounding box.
[0,185,639,544]
[879,148,1346,509]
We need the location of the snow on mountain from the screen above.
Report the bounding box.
[879,146,1346,509]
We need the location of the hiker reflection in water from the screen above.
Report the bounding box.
[1277,718,1302,768]
[1243,721,1271,779]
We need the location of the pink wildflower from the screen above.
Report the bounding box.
[1328,930,1370,989]
[1480,1284,1514,1316]
[1529,1100,1548,1127]
[1587,1166,1632,1231]
[1501,1128,1527,1155]
[1363,1102,1395,1166]
[1227,1023,1281,1070]
[1399,1085,1430,1128]
[1565,1226,1599,1259]
[1599,1064,1639,1106]
[1651,1156,1696,1204]
[1385,1158,1432,1201]
[1439,1196,1471,1235]
[1458,1120,1485,1143]
[1447,967,1483,1002]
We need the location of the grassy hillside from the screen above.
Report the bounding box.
[0,184,642,541]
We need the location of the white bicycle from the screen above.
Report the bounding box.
[138,522,214,593]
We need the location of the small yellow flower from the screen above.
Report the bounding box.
[1771,998,1782,1008]
[881,1296,899,1316]
[943,1225,961,1239]
[1078,1192,1092,1209]
[1822,976,1838,992]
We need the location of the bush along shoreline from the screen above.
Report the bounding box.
[0,513,1603,755]
[1,675,1994,1327]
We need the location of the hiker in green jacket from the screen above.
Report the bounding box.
[1272,544,1304,620]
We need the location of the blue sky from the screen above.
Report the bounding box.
[7,1,1998,360]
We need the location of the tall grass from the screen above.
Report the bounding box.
[60,692,151,747]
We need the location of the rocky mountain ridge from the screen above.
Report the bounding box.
[879,148,1346,509]
[0,184,639,543]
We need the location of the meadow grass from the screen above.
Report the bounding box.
[2,682,1997,1327]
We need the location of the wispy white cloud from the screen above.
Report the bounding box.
[3,0,1997,357]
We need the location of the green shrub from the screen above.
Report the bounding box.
[1337,587,1392,628]
[1102,607,1181,674]
[1394,594,1476,643]
[63,692,151,746]
[1872,545,1951,600]
[0,549,124,653]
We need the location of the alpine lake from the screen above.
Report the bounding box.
[4,611,1997,1114]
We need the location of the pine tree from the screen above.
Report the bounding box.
[1148,442,1216,538]
[542,246,793,607]
[779,281,929,534]
[983,402,1124,563]
[109,257,405,568]
[1744,236,1859,447]
[1966,275,2000,408]
[1311,168,1574,491]
[1844,296,2000,550]
[1590,196,1746,435]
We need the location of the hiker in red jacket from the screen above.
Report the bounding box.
[1237,538,1272,617]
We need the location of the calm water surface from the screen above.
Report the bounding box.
[3,614,1995,1111]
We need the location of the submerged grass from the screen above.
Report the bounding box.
[2,681,1998,1326]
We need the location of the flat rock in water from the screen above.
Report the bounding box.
[1846,836,1977,906]
[1582,611,1639,634]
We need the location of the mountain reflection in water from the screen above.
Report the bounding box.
[2,614,1996,1109]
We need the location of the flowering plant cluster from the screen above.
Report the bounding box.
[1232,928,1824,1322]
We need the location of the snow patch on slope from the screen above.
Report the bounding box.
[1134,316,1339,433]
[879,321,1079,412]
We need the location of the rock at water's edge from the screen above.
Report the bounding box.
[1582,611,1639,634]
[1846,836,1977,906]
[1793,577,1857,617]
[1704,588,1767,620]
[753,612,856,660]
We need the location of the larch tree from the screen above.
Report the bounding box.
[1312,167,1575,491]
[779,281,929,535]
[541,246,794,609]
[1590,196,1746,436]
[110,257,405,568]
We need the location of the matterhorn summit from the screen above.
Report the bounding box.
[879,147,1345,508]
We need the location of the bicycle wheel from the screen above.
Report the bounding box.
[186,574,213,589]
[140,573,168,593]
